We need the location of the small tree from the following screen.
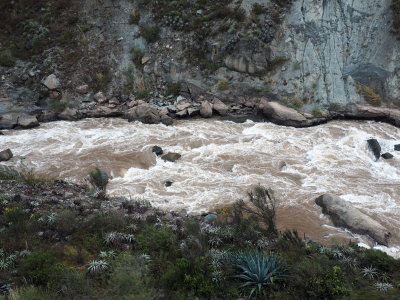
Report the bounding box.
[89,167,108,191]
[236,185,278,237]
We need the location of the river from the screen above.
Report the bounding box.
[1,118,400,256]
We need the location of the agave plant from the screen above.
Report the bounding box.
[0,250,17,271]
[331,249,343,259]
[341,256,358,269]
[104,231,120,245]
[87,260,109,274]
[361,266,378,279]
[123,233,135,243]
[374,282,393,292]
[231,250,287,298]
[47,212,58,225]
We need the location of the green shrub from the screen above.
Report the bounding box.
[141,25,160,43]
[19,251,58,286]
[166,82,181,96]
[135,89,150,99]
[328,102,340,111]
[356,83,381,106]
[392,0,400,32]
[161,257,215,297]
[9,286,55,300]
[359,249,399,273]
[312,107,322,117]
[307,266,349,299]
[218,79,229,91]
[89,167,108,191]
[48,267,88,298]
[136,225,176,254]
[107,254,154,299]
[131,47,144,68]
[0,54,16,67]
[129,9,140,25]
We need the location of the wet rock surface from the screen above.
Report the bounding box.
[315,193,392,246]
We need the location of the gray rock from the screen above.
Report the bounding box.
[128,104,160,124]
[152,146,163,156]
[200,101,213,118]
[0,114,18,129]
[262,102,307,127]
[394,144,400,151]
[0,149,13,161]
[381,152,393,159]
[161,152,181,162]
[212,98,229,116]
[176,109,187,117]
[315,194,391,246]
[188,107,200,116]
[204,214,217,223]
[58,108,78,120]
[75,84,89,94]
[94,92,107,104]
[367,139,381,161]
[17,115,39,128]
[43,74,61,90]
[160,114,173,126]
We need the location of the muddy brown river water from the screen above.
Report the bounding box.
[1,118,400,256]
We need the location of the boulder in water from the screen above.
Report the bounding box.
[204,214,217,223]
[164,181,173,187]
[161,152,181,162]
[152,146,163,156]
[0,149,13,161]
[200,101,213,118]
[160,115,173,126]
[128,104,160,124]
[367,139,381,161]
[381,152,394,159]
[212,98,229,116]
[315,193,391,246]
[17,115,39,128]
[0,114,18,129]
[394,144,400,151]
[262,102,307,127]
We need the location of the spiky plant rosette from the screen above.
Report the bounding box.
[231,249,287,298]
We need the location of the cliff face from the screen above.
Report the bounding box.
[269,0,400,107]
[0,0,399,119]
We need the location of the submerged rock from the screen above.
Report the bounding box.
[0,149,13,161]
[394,144,400,151]
[152,146,163,156]
[367,139,381,161]
[161,152,181,162]
[315,193,391,246]
[381,152,394,159]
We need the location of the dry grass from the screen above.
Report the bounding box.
[356,83,381,106]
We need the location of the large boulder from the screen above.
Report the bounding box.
[315,194,391,246]
[0,114,18,129]
[75,84,89,94]
[394,144,400,151]
[94,92,107,104]
[152,146,163,156]
[381,152,393,159]
[160,114,173,126]
[17,115,39,128]
[128,104,160,124]
[262,102,307,127]
[200,101,213,118]
[43,74,61,90]
[0,149,13,161]
[367,139,381,161]
[212,98,229,116]
[58,108,78,120]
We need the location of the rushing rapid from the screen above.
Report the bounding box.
[1,118,400,256]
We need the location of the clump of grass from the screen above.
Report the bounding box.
[129,9,140,25]
[141,25,160,43]
[328,102,340,111]
[0,54,16,67]
[266,56,288,72]
[218,79,229,91]
[131,47,144,68]
[356,83,381,106]
[166,82,181,96]
[312,107,322,117]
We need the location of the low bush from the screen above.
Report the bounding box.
[141,25,160,43]
[19,251,58,286]
[0,54,16,67]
